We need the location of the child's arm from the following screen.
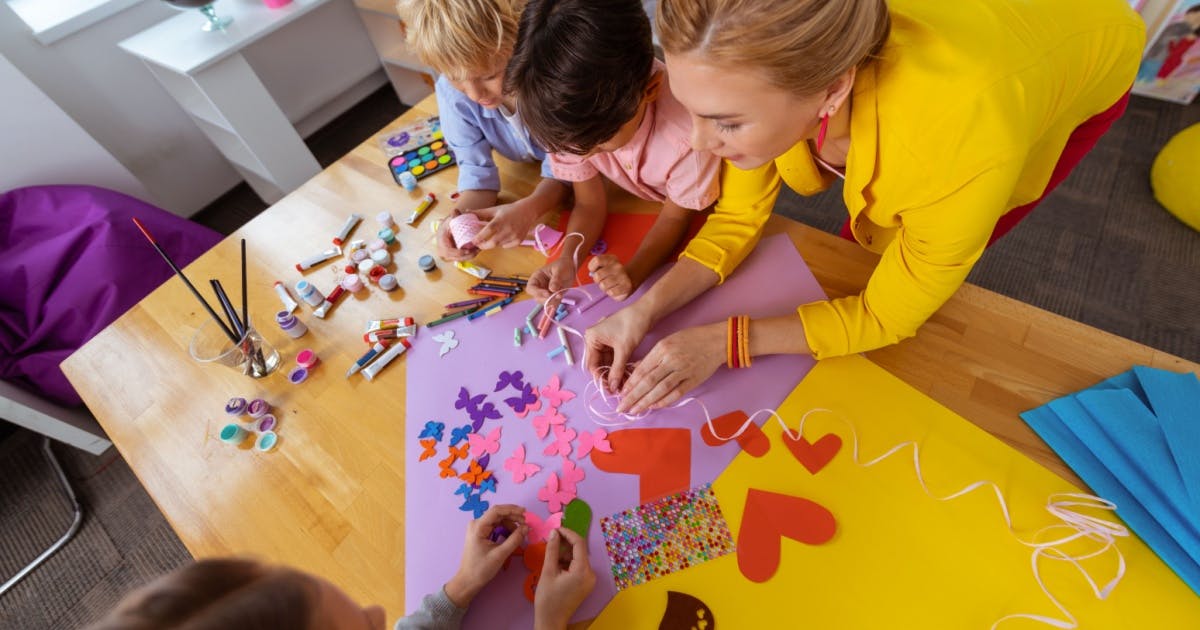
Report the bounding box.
[472,178,570,250]
[588,200,691,300]
[526,175,607,303]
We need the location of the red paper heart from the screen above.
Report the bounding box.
[737,488,836,583]
[591,428,691,504]
[700,410,770,458]
[783,430,841,474]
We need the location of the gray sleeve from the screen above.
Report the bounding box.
[393,587,467,630]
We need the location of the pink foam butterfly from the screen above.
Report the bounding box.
[539,374,576,409]
[543,424,576,458]
[524,510,563,544]
[575,428,612,459]
[531,407,566,440]
[537,472,575,513]
[513,397,542,420]
[559,458,585,494]
[503,444,541,484]
[468,426,502,459]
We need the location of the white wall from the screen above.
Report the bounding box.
[0,0,383,217]
[0,52,149,198]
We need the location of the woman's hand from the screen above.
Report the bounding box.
[533,528,595,630]
[584,305,654,393]
[587,254,634,301]
[616,322,726,414]
[436,209,478,262]
[444,504,528,608]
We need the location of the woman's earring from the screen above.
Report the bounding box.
[815,113,830,153]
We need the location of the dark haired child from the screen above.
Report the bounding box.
[505,0,721,302]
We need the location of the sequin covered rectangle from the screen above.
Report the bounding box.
[599,483,736,590]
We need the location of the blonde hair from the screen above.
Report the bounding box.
[656,0,891,96]
[396,0,526,77]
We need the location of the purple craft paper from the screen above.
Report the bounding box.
[404,234,826,627]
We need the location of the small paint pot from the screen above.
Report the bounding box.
[367,238,387,253]
[341,274,364,292]
[256,414,277,432]
[377,211,396,229]
[358,259,377,274]
[288,366,309,384]
[368,266,387,283]
[224,397,247,416]
[351,249,370,264]
[371,249,392,266]
[398,171,418,191]
[418,254,436,272]
[256,431,279,452]
[296,349,318,369]
[378,228,396,245]
[219,423,248,444]
[378,274,399,291]
[247,398,270,419]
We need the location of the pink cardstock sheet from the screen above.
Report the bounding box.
[403,234,828,626]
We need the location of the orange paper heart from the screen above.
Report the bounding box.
[591,428,691,504]
[783,431,841,474]
[700,410,770,458]
[736,488,837,583]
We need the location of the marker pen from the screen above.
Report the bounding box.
[296,246,342,272]
[405,193,437,225]
[332,214,363,246]
[347,341,389,378]
[361,338,412,381]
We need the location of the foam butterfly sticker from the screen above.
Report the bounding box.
[504,444,542,484]
[505,383,539,414]
[455,387,485,413]
[446,443,469,462]
[477,453,491,471]
[460,459,493,486]
[494,370,526,392]
[513,398,542,420]
[559,458,585,494]
[454,483,474,499]
[459,492,490,519]
[575,428,612,459]
[432,330,459,358]
[531,407,567,440]
[543,425,576,458]
[537,471,575,513]
[525,510,563,545]
[438,455,459,479]
[469,402,503,432]
[418,438,438,462]
[539,374,576,409]
[419,421,445,442]
[449,424,473,447]
[477,476,497,494]
[468,426,502,459]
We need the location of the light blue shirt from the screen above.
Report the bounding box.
[435,75,555,192]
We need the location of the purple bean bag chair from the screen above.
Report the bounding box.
[0,185,222,406]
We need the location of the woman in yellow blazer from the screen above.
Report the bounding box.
[584,0,1144,413]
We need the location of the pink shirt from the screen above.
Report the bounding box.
[549,60,721,210]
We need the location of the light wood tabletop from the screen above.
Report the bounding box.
[62,94,1199,623]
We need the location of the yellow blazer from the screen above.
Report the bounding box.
[680,0,1144,359]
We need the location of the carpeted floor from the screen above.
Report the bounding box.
[1,85,1196,629]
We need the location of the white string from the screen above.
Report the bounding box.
[578,388,1127,628]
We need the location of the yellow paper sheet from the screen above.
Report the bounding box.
[590,356,1200,628]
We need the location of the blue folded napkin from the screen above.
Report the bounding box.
[1020,366,1200,595]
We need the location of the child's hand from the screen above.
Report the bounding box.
[587,254,634,301]
[444,504,528,608]
[533,528,595,630]
[436,210,479,262]
[527,258,578,304]
[472,202,539,250]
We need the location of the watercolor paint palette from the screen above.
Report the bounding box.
[389,139,456,184]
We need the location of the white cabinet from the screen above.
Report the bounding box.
[352,0,436,105]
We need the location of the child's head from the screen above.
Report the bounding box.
[504,0,656,155]
[86,558,386,630]
[397,0,526,108]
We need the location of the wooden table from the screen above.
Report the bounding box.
[62,95,1199,623]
